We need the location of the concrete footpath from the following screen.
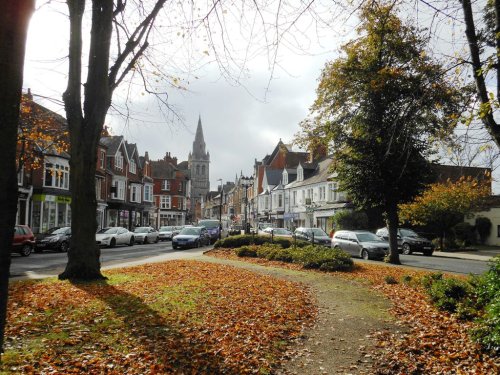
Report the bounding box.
[432,248,499,262]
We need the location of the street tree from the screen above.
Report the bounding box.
[399,176,490,250]
[58,0,329,280]
[296,2,465,264]
[0,0,35,360]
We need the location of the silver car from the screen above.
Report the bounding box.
[133,226,159,244]
[158,226,175,241]
[332,230,389,260]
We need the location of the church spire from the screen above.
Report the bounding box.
[192,115,207,159]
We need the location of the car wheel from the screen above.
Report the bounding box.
[172,244,178,249]
[423,251,433,256]
[143,236,149,244]
[402,243,412,255]
[109,238,116,248]
[333,245,340,250]
[361,249,370,260]
[59,241,69,253]
[155,236,159,243]
[20,244,32,257]
[128,237,134,246]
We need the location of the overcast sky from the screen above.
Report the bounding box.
[23,1,348,191]
[23,1,500,192]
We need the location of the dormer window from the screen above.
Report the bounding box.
[129,159,136,174]
[297,165,304,181]
[283,170,288,185]
[115,151,124,171]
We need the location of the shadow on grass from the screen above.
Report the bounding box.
[71,279,225,373]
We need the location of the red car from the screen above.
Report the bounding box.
[12,225,35,256]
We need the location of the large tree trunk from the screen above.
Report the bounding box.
[0,0,34,358]
[386,203,401,265]
[59,0,112,281]
[59,121,104,280]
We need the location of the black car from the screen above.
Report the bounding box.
[375,227,434,256]
[172,226,210,249]
[35,227,72,253]
[293,227,332,247]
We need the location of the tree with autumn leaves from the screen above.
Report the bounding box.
[297,3,466,264]
[399,176,491,251]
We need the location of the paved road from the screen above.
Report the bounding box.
[9,241,207,280]
[9,243,492,280]
[377,253,490,275]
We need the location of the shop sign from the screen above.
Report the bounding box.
[33,194,72,203]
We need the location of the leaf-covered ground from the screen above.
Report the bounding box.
[2,260,316,374]
[208,249,500,374]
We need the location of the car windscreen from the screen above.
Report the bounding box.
[179,228,200,235]
[400,229,419,238]
[134,227,149,233]
[52,227,70,235]
[97,227,118,234]
[273,229,290,235]
[310,228,328,236]
[198,220,219,229]
[356,232,382,242]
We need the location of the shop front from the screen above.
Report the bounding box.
[31,194,71,234]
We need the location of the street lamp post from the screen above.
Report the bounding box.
[241,177,252,234]
[218,179,223,239]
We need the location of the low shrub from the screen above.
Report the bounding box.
[453,222,475,247]
[471,295,500,353]
[384,275,398,285]
[214,235,254,248]
[235,242,354,272]
[401,275,412,285]
[475,216,492,245]
[428,277,471,313]
[235,246,257,258]
[420,272,443,290]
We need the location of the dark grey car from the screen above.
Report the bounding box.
[293,227,332,247]
[375,227,434,256]
[332,230,389,260]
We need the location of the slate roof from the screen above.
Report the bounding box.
[100,136,124,156]
[286,156,333,188]
[264,168,284,186]
[151,160,178,179]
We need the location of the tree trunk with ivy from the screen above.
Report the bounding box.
[0,0,34,359]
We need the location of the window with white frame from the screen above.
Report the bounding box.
[292,191,297,206]
[319,186,326,201]
[95,177,102,200]
[162,180,170,191]
[44,161,69,189]
[17,166,24,186]
[129,159,136,174]
[328,182,338,202]
[307,188,313,199]
[278,194,283,207]
[112,179,125,200]
[160,195,171,209]
[115,151,123,170]
[297,165,304,181]
[100,150,105,169]
[283,170,288,185]
[143,184,153,202]
[264,196,269,210]
[301,190,305,204]
[130,185,140,203]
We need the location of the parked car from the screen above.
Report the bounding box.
[332,230,389,260]
[158,226,176,241]
[198,219,227,244]
[12,225,35,256]
[257,222,273,233]
[133,226,159,244]
[228,225,243,236]
[171,226,183,238]
[172,226,210,249]
[35,226,71,253]
[293,227,332,247]
[96,227,134,248]
[262,227,293,238]
[375,227,434,256]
